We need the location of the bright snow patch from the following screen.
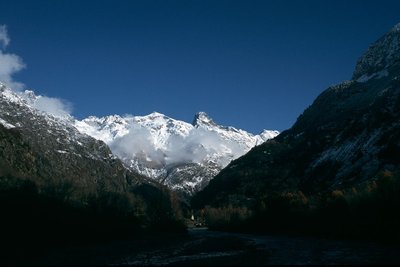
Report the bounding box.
[0,117,15,129]
[56,150,68,154]
[356,69,389,83]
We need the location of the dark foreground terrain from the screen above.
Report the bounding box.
[11,228,400,266]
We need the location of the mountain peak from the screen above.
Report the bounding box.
[143,111,170,120]
[391,22,400,32]
[21,90,39,103]
[352,21,400,80]
[192,111,217,127]
[0,82,6,92]
[259,129,280,139]
[102,114,125,124]
[149,111,164,117]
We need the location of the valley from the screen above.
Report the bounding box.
[1,6,400,265]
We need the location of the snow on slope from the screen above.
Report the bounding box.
[74,111,279,195]
[75,111,278,169]
[0,117,15,129]
[0,83,115,162]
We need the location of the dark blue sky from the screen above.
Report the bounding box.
[1,0,400,133]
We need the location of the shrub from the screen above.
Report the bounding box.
[202,205,252,230]
[197,171,400,242]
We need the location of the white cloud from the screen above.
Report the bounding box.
[0,25,10,48]
[111,124,166,165]
[19,90,73,118]
[0,51,25,90]
[33,95,73,118]
[0,24,73,117]
[108,120,245,168]
[0,24,25,90]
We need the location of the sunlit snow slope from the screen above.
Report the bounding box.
[75,111,279,196]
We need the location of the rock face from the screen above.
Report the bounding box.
[192,22,400,207]
[75,111,279,197]
[353,23,400,81]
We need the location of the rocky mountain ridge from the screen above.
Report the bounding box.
[74,111,279,196]
[192,22,400,208]
[0,83,278,197]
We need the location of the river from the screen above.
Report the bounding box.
[26,228,400,265]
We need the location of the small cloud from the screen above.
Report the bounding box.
[0,24,25,90]
[0,25,10,48]
[0,24,72,117]
[0,51,25,90]
[111,123,166,165]
[20,90,73,118]
[34,95,73,118]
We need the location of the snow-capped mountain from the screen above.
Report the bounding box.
[0,82,278,197]
[75,111,279,196]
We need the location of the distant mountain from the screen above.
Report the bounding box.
[75,111,279,196]
[192,22,400,208]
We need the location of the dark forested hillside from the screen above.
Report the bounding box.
[192,23,400,241]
